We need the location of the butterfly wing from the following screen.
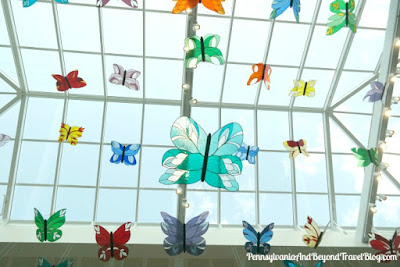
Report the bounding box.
[185,211,209,256]
[38,258,52,267]
[65,70,86,89]
[292,0,301,23]
[96,0,111,6]
[283,260,303,267]
[0,134,11,147]
[326,0,348,35]
[122,144,141,166]
[247,64,264,86]
[109,64,124,85]
[270,0,291,20]
[234,143,248,161]
[258,223,274,254]
[110,141,123,164]
[121,0,139,8]
[161,212,185,256]
[314,260,324,267]
[263,65,272,89]
[369,232,392,256]
[298,139,309,157]
[283,140,302,158]
[393,228,400,254]
[172,0,199,14]
[54,0,69,4]
[247,146,260,164]
[23,0,37,7]
[94,225,112,262]
[351,148,372,167]
[303,216,321,248]
[58,123,69,143]
[242,221,259,254]
[203,34,225,66]
[56,260,74,267]
[112,222,132,260]
[364,81,384,102]
[46,208,66,242]
[124,69,141,90]
[289,80,305,97]
[67,126,84,146]
[305,80,316,97]
[201,0,225,14]
[52,74,70,92]
[34,208,46,242]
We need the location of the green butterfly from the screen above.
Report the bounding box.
[34,208,66,242]
[159,116,243,192]
[38,257,74,267]
[326,0,357,35]
[184,34,225,69]
[351,147,379,167]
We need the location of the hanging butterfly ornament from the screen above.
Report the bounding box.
[161,211,209,256]
[38,257,74,267]
[351,147,379,167]
[270,0,301,23]
[58,123,84,146]
[284,260,324,267]
[108,64,141,90]
[303,216,330,249]
[94,222,132,262]
[283,139,309,158]
[172,0,225,14]
[247,63,272,90]
[23,0,68,7]
[110,141,141,166]
[368,228,400,263]
[184,34,225,69]
[327,0,357,35]
[364,81,385,102]
[0,134,11,147]
[34,208,66,242]
[289,80,316,98]
[242,221,274,254]
[96,0,138,8]
[234,143,259,164]
[52,70,87,92]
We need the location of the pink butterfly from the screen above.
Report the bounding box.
[109,64,141,91]
[96,0,138,8]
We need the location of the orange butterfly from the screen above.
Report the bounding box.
[172,0,225,14]
[58,123,84,146]
[247,63,272,90]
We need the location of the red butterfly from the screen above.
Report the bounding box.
[52,70,87,92]
[369,229,400,262]
[94,222,132,262]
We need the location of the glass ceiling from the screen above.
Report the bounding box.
[0,0,399,234]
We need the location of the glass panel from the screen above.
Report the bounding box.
[222,64,257,104]
[186,191,218,224]
[295,154,327,193]
[385,118,400,154]
[359,0,390,28]
[193,64,224,103]
[191,107,219,132]
[56,187,96,222]
[332,155,363,194]
[259,193,293,226]
[222,108,254,144]
[332,71,374,105]
[329,117,357,153]
[336,195,360,227]
[297,194,330,226]
[96,189,137,223]
[221,192,255,225]
[0,0,10,45]
[10,186,53,220]
[377,173,400,195]
[293,112,325,152]
[374,196,400,227]
[137,190,177,223]
[145,0,173,11]
[257,111,289,150]
[0,101,20,138]
[0,47,19,84]
[333,113,371,146]
[259,152,291,192]
[382,154,400,179]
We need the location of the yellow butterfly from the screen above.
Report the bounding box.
[58,123,84,146]
[289,80,316,97]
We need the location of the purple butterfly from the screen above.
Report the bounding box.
[364,81,384,102]
[108,64,141,91]
[160,211,209,256]
[96,0,138,8]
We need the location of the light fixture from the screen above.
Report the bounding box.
[386,129,395,137]
[384,108,393,117]
[380,162,389,170]
[182,83,191,90]
[379,141,387,150]
[184,202,190,208]
[390,74,400,83]
[395,38,400,47]
[190,98,198,105]
[376,194,387,202]
[186,8,193,14]
[369,203,377,213]
[392,96,400,104]
[176,187,183,195]
[375,172,382,182]
[192,23,200,31]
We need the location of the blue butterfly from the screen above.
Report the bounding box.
[110,141,140,166]
[243,221,274,254]
[283,260,323,267]
[23,0,69,8]
[270,0,301,23]
[234,143,259,164]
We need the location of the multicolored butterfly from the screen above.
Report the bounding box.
[184,34,225,69]
[247,63,272,90]
[351,147,379,167]
[159,116,243,192]
[161,211,209,256]
[289,80,316,97]
[270,0,301,23]
[96,0,138,8]
[38,257,74,267]
[284,260,323,267]
[34,208,66,242]
[364,81,385,102]
[108,64,141,90]
[58,123,84,146]
[52,70,86,92]
[283,139,309,158]
[327,0,357,35]
[242,221,274,255]
[234,143,259,164]
[110,141,141,166]
[0,134,11,147]
[94,222,132,262]
[172,0,225,14]
[23,0,68,7]
[303,216,330,249]
[368,229,400,263]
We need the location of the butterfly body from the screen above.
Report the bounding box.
[97,0,138,7]
[23,0,68,7]
[184,34,225,68]
[110,141,141,166]
[242,221,274,255]
[172,0,225,14]
[369,229,400,263]
[34,208,66,242]
[283,139,309,158]
[303,216,329,249]
[351,147,378,167]
[327,0,357,35]
[59,123,84,146]
[0,134,11,147]
[38,257,74,267]
[109,64,141,90]
[364,81,385,102]
[289,80,316,97]
[234,143,259,164]
[247,63,272,90]
[270,0,301,23]
[52,70,86,92]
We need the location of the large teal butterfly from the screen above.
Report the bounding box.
[159,116,243,192]
[184,34,225,69]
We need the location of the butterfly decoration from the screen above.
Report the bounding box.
[283,260,323,267]
[34,208,66,242]
[270,0,301,23]
[289,80,316,97]
[52,70,86,92]
[351,147,379,167]
[184,34,225,69]
[327,0,357,35]
[247,63,272,90]
[364,81,385,102]
[242,221,274,255]
[368,228,400,263]
[108,64,141,90]
[161,211,209,256]
[94,222,132,262]
[38,257,74,267]
[96,0,138,8]
[58,123,84,146]
[0,134,11,147]
[159,116,243,192]
[172,0,225,14]
[234,143,259,164]
[283,139,309,158]
[23,0,68,7]
[110,141,141,166]
[303,216,330,249]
